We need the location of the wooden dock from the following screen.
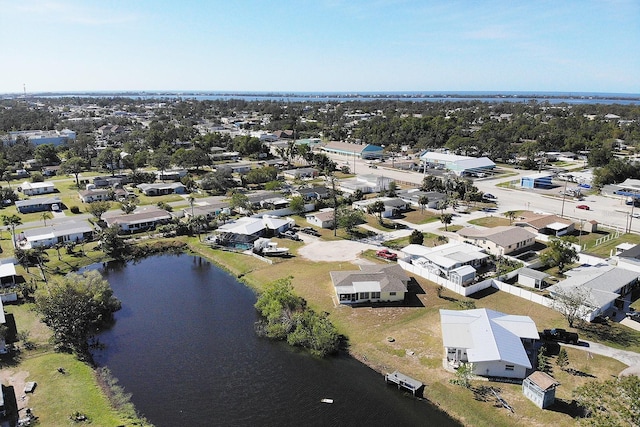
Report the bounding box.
[385,371,423,396]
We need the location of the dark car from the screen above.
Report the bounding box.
[576,204,590,210]
[483,193,497,200]
[626,312,640,322]
[540,328,579,344]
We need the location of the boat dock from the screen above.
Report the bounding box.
[385,371,423,396]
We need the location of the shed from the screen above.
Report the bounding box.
[523,371,559,409]
[582,220,598,233]
[518,268,550,289]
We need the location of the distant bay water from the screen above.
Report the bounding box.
[89,255,460,427]
[10,91,640,105]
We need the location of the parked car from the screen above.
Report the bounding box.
[540,328,579,344]
[300,227,321,237]
[376,249,398,261]
[483,193,497,200]
[576,204,590,210]
[626,312,640,322]
[281,230,301,241]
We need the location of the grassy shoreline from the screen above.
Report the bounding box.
[3,235,637,426]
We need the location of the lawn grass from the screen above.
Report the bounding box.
[467,216,511,227]
[384,232,445,249]
[398,208,440,225]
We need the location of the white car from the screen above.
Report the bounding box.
[51,204,60,211]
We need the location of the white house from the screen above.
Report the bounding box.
[339,174,394,195]
[352,197,410,218]
[401,242,490,281]
[0,263,18,287]
[330,264,410,305]
[19,181,56,196]
[547,264,640,321]
[78,188,112,203]
[155,169,187,181]
[18,220,94,249]
[305,209,335,229]
[217,215,294,238]
[440,308,539,379]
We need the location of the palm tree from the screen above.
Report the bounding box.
[367,201,386,224]
[418,195,429,213]
[504,210,517,225]
[440,213,453,231]
[41,211,53,226]
[2,214,22,248]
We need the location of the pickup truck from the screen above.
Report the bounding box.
[376,249,398,261]
[540,328,579,344]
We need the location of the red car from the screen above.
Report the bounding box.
[376,249,398,260]
[576,204,590,210]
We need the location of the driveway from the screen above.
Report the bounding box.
[563,339,640,376]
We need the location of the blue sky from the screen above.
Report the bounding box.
[1,0,638,94]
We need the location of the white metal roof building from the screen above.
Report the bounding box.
[440,308,539,379]
[419,152,496,176]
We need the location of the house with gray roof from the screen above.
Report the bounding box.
[547,264,640,321]
[440,308,539,379]
[397,189,447,209]
[103,207,172,234]
[15,196,62,213]
[330,264,409,305]
[17,220,94,249]
[457,226,537,256]
[137,182,186,196]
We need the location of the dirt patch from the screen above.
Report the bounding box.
[0,369,31,411]
[298,240,378,262]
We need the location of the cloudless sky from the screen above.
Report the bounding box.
[1,0,638,94]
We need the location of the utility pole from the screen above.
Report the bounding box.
[560,179,568,218]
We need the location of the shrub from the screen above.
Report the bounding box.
[70,206,80,214]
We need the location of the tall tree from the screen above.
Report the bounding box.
[367,201,386,223]
[58,157,85,187]
[34,270,121,358]
[540,238,579,273]
[2,214,21,248]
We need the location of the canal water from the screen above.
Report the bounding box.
[90,254,460,426]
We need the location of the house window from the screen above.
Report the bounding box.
[371,292,380,299]
[359,292,369,299]
[505,365,514,371]
[389,292,396,296]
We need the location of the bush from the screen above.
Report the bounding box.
[70,206,80,214]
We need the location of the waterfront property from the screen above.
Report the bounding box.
[440,308,539,379]
[330,264,409,305]
[103,207,172,234]
[17,220,94,249]
[401,242,489,282]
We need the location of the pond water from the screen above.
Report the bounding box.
[89,254,460,426]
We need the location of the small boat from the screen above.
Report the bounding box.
[321,398,333,404]
[261,242,289,257]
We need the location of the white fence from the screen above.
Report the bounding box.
[400,259,554,308]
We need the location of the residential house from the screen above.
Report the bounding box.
[523,371,560,409]
[19,181,55,196]
[103,207,172,234]
[397,189,447,209]
[216,215,294,239]
[306,209,335,229]
[440,308,539,379]
[401,242,490,281]
[339,174,394,195]
[17,220,94,249]
[0,263,18,287]
[183,202,230,220]
[515,213,575,237]
[78,188,112,203]
[283,168,319,179]
[613,244,640,273]
[547,264,640,321]
[330,264,410,305]
[352,197,410,218]
[155,169,187,181]
[457,226,537,256]
[518,268,551,290]
[93,175,128,188]
[293,186,331,201]
[15,196,62,213]
[137,182,186,196]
